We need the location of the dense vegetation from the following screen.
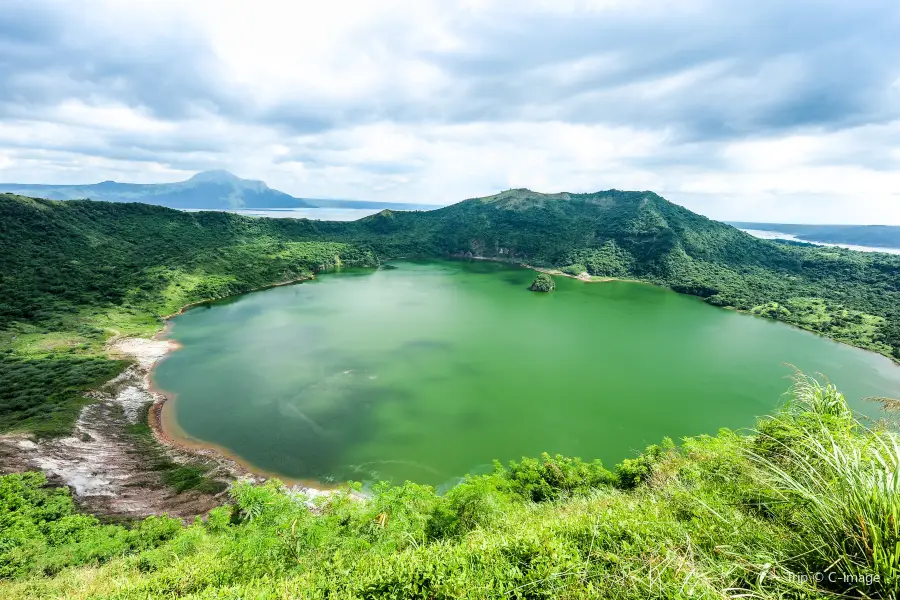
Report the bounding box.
[2,378,898,598]
[529,272,555,292]
[0,472,184,581]
[0,355,127,437]
[731,222,900,249]
[0,194,376,334]
[324,190,900,360]
[0,194,377,433]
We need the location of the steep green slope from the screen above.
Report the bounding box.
[0,194,375,331]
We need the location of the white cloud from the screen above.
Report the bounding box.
[1,0,899,223]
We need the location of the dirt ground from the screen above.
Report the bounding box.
[0,338,239,521]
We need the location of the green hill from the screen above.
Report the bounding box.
[340,188,795,269]
[0,194,376,334]
[326,189,900,359]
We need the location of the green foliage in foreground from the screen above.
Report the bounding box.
[0,472,183,580]
[528,272,555,292]
[2,378,897,599]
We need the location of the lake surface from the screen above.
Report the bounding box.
[153,260,900,488]
[183,208,383,221]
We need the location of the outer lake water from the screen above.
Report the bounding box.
[153,260,900,488]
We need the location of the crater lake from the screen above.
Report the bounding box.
[152,260,900,488]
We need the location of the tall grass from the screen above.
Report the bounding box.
[750,376,900,597]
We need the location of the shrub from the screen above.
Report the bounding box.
[560,264,586,275]
[0,472,182,579]
[614,444,665,489]
[502,453,615,501]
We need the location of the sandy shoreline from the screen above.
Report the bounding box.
[0,337,228,519]
[0,274,343,519]
[147,384,340,492]
[463,254,643,285]
[145,273,347,494]
[523,263,628,283]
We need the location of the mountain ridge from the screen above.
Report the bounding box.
[0,170,312,210]
[0,171,438,211]
[317,187,900,359]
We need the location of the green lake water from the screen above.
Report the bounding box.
[153,260,900,488]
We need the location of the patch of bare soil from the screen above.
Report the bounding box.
[0,339,238,521]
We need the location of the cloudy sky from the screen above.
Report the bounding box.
[2,0,899,223]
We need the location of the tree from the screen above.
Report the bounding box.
[530,273,555,292]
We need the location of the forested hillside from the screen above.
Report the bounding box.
[0,194,376,333]
[0,194,376,434]
[326,189,900,360]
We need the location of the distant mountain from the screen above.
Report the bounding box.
[0,170,313,210]
[0,171,439,211]
[729,222,900,249]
